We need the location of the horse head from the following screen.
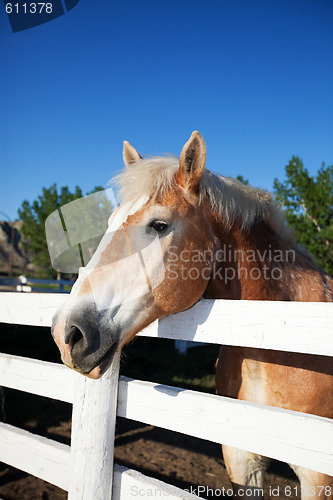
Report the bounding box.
[52,132,217,378]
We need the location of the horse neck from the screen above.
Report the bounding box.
[204,217,333,302]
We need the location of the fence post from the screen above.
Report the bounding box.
[68,353,120,500]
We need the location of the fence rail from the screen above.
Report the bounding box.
[0,276,74,293]
[0,292,332,499]
[1,292,333,355]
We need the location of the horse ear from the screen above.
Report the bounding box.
[123,141,142,168]
[177,131,206,191]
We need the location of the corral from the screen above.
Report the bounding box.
[0,292,332,499]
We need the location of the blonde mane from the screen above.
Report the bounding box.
[113,155,290,237]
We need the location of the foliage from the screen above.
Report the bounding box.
[273,157,333,276]
[18,184,112,278]
[236,175,249,185]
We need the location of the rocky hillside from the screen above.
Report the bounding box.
[0,221,33,276]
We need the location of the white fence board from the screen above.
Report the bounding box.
[117,376,333,476]
[0,422,70,490]
[113,464,202,500]
[0,353,75,403]
[0,292,65,326]
[1,293,332,356]
[139,299,333,357]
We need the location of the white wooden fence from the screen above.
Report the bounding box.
[0,292,332,499]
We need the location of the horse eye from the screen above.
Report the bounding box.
[151,220,168,232]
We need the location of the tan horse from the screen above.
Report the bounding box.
[52,132,333,499]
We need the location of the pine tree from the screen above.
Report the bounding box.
[273,157,333,276]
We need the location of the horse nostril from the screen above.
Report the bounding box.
[65,326,84,349]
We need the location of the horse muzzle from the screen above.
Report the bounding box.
[51,301,120,379]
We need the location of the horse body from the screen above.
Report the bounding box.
[52,131,333,498]
[207,189,333,498]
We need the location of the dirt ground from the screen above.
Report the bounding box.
[0,407,301,500]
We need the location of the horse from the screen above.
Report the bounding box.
[52,131,333,499]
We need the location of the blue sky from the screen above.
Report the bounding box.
[1,0,332,221]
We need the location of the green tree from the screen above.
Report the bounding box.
[236,175,249,185]
[273,156,333,276]
[18,184,113,278]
